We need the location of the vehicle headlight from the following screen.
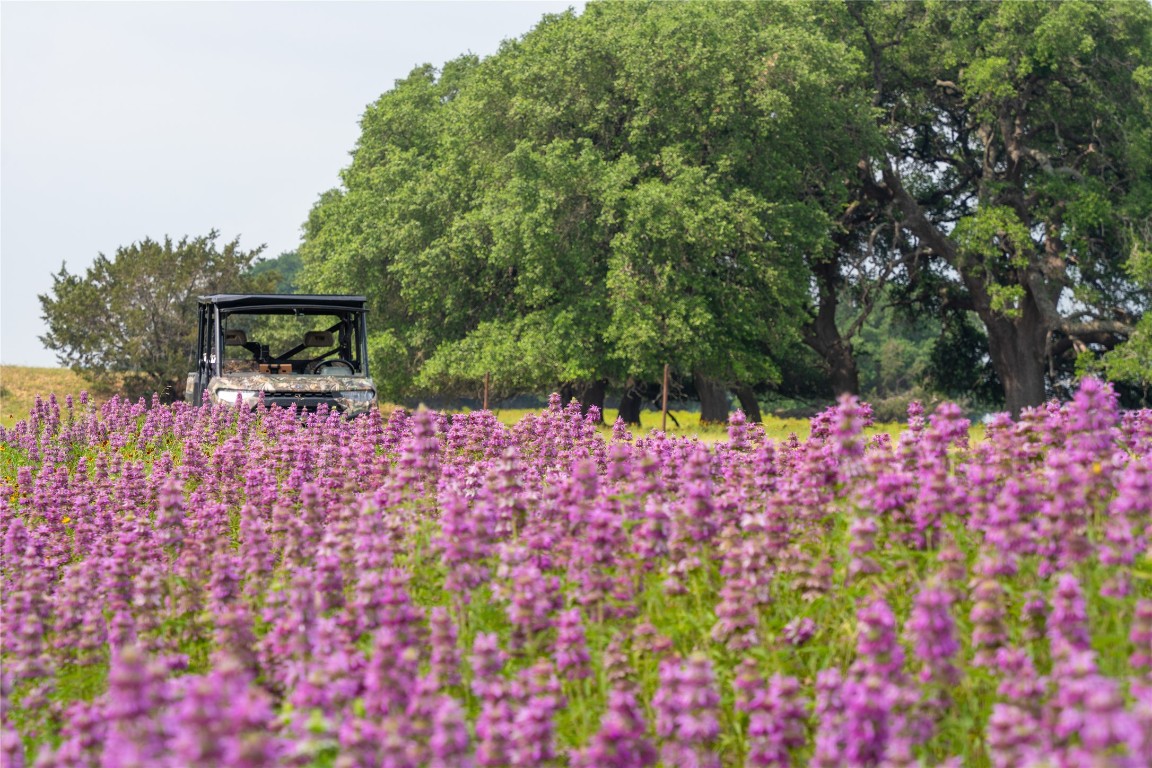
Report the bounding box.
[340,390,376,403]
[216,388,261,406]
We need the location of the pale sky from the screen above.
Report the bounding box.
[1,0,582,367]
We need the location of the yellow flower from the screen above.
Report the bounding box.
[61,516,71,525]
[1092,462,1103,475]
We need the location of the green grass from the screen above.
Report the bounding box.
[2,366,93,429]
[478,405,918,443]
[3,365,964,443]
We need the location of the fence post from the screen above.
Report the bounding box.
[662,363,669,432]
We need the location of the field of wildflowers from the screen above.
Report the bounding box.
[1,380,1150,767]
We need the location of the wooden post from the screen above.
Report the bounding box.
[483,372,490,411]
[662,363,669,432]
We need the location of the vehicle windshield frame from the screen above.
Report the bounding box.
[198,294,371,378]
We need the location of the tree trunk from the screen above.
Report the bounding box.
[579,379,607,421]
[559,383,577,409]
[824,342,860,397]
[694,371,730,424]
[980,298,1049,416]
[617,378,644,426]
[882,165,1053,416]
[560,379,608,421]
[802,257,861,396]
[731,384,762,424]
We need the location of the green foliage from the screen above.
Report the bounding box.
[928,313,1002,404]
[1100,222,1152,401]
[300,1,868,401]
[962,55,1016,105]
[39,232,272,402]
[953,206,1034,272]
[853,299,940,400]
[249,250,302,293]
[295,0,1151,408]
[987,284,1026,319]
[366,330,412,403]
[846,0,1152,408]
[605,159,808,382]
[418,310,603,396]
[1128,236,1152,289]
[1102,311,1152,401]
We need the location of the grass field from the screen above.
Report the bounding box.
[0,365,935,443]
[484,406,830,442]
[0,365,110,429]
[0,366,889,439]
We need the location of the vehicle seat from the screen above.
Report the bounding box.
[224,329,248,346]
[223,330,259,371]
[304,330,334,347]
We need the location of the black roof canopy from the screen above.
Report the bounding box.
[198,294,368,313]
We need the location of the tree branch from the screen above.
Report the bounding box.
[881,162,959,266]
[1060,318,1134,338]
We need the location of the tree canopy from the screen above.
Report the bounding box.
[300,2,869,419]
[300,0,1152,416]
[39,232,273,401]
[844,0,1152,412]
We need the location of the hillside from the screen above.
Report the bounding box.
[0,366,109,429]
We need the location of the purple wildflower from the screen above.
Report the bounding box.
[734,660,807,767]
[101,646,170,767]
[781,617,816,647]
[970,575,1008,667]
[554,608,592,681]
[429,606,462,689]
[1047,572,1091,661]
[907,585,960,688]
[710,576,760,650]
[507,661,565,766]
[652,653,721,768]
[1131,599,1152,672]
[571,686,656,768]
[854,597,904,680]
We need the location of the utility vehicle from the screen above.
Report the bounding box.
[185,294,377,416]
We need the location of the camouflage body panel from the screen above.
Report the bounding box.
[207,373,377,417]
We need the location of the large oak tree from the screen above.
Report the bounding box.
[301,0,1150,416]
[844,0,1152,413]
[301,2,866,420]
